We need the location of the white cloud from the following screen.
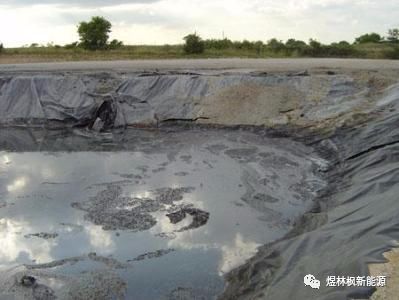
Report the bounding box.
[0,0,398,47]
[7,177,27,193]
[85,224,115,254]
[0,218,55,267]
[1,0,159,6]
[219,233,259,275]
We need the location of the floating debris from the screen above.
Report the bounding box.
[24,233,59,240]
[20,275,36,287]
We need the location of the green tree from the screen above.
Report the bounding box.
[183,33,205,54]
[0,43,3,53]
[309,39,322,49]
[254,41,264,55]
[336,40,351,46]
[328,41,355,57]
[283,39,308,56]
[241,40,254,49]
[285,39,307,48]
[78,16,112,50]
[308,39,323,56]
[354,33,382,44]
[387,29,399,43]
[267,38,285,52]
[285,39,307,52]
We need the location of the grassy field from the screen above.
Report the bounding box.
[1,43,399,64]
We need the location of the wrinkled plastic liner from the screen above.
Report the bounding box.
[222,110,399,299]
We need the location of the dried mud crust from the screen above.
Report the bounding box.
[0,267,127,300]
[199,83,303,125]
[24,252,128,271]
[2,246,184,300]
[71,185,208,232]
[166,287,210,300]
[369,248,399,300]
[129,249,176,262]
[166,208,210,232]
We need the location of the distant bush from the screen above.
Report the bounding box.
[355,33,382,44]
[64,42,79,49]
[387,29,399,43]
[203,39,265,55]
[324,43,356,57]
[241,40,254,49]
[384,46,399,59]
[266,38,285,52]
[0,43,3,53]
[305,39,325,56]
[232,41,243,49]
[183,33,205,54]
[307,40,356,57]
[204,38,233,50]
[309,39,322,50]
[284,39,308,55]
[336,40,351,46]
[285,39,307,49]
[253,41,264,55]
[108,39,123,50]
[162,44,172,53]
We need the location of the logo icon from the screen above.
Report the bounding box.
[304,274,321,289]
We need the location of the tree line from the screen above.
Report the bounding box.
[183,30,399,56]
[1,16,399,59]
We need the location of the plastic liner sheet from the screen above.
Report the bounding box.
[0,76,97,124]
[0,73,364,128]
[222,108,399,299]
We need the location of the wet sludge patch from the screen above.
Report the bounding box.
[71,185,204,232]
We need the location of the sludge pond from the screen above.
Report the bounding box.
[2,67,399,299]
[0,127,326,299]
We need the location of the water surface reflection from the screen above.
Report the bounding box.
[0,129,326,299]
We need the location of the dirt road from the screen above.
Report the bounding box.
[1,58,399,73]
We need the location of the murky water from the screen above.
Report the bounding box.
[0,128,326,299]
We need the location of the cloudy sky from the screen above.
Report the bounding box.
[0,0,398,47]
